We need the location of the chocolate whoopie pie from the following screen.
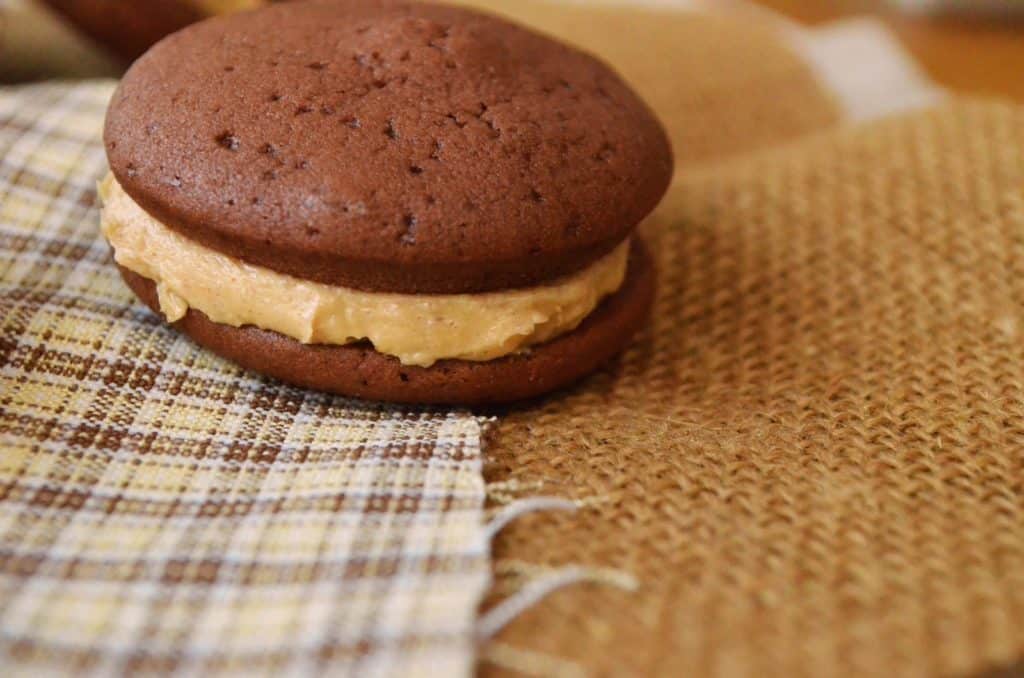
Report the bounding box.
[100,0,672,405]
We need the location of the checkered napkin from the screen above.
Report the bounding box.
[0,81,489,677]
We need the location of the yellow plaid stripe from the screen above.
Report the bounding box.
[0,81,489,677]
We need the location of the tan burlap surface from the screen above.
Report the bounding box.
[485,99,1024,677]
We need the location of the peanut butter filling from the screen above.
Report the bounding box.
[99,174,630,367]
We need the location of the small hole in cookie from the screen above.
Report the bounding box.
[224,65,235,72]
[426,195,436,205]
[399,214,417,244]
[430,25,452,44]
[262,170,278,181]
[400,51,411,62]
[305,226,321,237]
[226,198,236,206]
[385,119,399,140]
[307,61,328,70]
[399,372,409,382]
[260,143,277,156]
[295,104,314,115]
[343,116,361,129]
[216,132,240,151]
[409,165,423,175]
[596,143,615,162]
[296,159,310,170]
[530,188,543,203]
[269,93,282,102]
[430,140,443,160]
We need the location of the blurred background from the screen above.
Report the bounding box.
[1,0,1023,101]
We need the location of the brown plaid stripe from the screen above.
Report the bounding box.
[0,81,489,677]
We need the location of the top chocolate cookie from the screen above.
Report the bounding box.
[104,0,673,293]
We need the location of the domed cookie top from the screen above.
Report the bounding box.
[104,0,673,293]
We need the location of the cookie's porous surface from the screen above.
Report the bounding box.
[104,0,672,293]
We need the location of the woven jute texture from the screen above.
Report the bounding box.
[485,99,1024,678]
[458,0,841,168]
[0,81,489,677]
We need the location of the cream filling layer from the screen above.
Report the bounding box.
[191,0,263,14]
[99,174,630,367]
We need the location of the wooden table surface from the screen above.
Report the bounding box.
[754,0,1024,102]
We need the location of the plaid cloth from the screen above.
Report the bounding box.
[0,81,489,677]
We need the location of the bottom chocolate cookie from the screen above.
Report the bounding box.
[118,239,655,405]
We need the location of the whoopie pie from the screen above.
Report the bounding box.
[101,0,672,404]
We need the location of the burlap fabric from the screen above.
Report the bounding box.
[0,81,489,676]
[485,99,1024,677]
